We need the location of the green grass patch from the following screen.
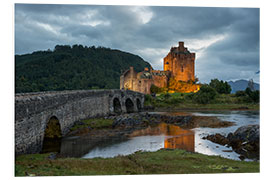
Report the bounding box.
[70,118,114,131]
[145,93,259,110]
[15,149,259,176]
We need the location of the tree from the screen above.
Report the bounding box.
[209,79,231,94]
[245,87,260,103]
[235,88,260,103]
[193,84,217,104]
[15,44,152,93]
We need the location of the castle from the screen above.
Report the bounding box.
[120,42,200,94]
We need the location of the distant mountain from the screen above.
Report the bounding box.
[228,80,260,93]
[15,45,152,93]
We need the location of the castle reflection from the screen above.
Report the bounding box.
[129,123,195,152]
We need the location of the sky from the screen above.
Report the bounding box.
[15,4,260,83]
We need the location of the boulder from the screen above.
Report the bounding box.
[202,133,229,146]
[203,124,259,160]
[228,124,259,143]
[227,125,259,159]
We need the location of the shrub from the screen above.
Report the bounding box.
[150,84,161,94]
[246,89,259,103]
[235,88,260,103]
[193,85,217,104]
[184,92,195,100]
[164,93,171,99]
[235,90,246,97]
[144,94,154,106]
[164,97,183,104]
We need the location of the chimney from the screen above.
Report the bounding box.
[130,66,134,78]
[178,42,185,51]
[179,41,184,47]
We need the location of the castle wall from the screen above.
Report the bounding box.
[152,74,168,88]
[172,55,195,82]
[120,67,138,90]
[121,69,154,94]
[164,54,173,72]
[163,42,195,82]
[132,77,153,94]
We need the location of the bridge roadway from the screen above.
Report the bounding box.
[15,89,145,154]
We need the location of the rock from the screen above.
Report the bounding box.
[202,133,229,145]
[230,124,259,143]
[228,125,259,160]
[227,125,259,150]
[48,152,57,160]
[203,124,259,160]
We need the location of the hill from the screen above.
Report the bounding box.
[228,80,260,93]
[15,45,151,93]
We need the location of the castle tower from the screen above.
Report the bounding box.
[163,41,196,82]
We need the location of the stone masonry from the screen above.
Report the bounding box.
[15,89,144,155]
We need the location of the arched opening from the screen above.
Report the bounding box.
[125,98,134,113]
[113,97,122,114]
[41,116,62,153]
[136,99,142,112]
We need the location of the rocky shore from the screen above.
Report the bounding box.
[67,112,236,140]
[65,112,259,161]
[203,124,259,161]
[107,112,234,129]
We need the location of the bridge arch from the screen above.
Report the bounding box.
[44,116,62,138]
[125,98,134,113]
[113,97,122,114]
[42,116,62,153]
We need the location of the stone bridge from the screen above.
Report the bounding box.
[15,89,145,155]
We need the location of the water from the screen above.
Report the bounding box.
[57,111,259,161]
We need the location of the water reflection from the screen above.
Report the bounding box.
[81,123,195,158]
[129,123,195,152]
[50,111,258,161]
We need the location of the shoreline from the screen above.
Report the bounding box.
[15,109,260,176]
[151,108,259,112]
[146,103,260,112]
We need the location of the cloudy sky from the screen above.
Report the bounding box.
[15,4,260,83]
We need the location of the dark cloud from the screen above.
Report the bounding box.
[15,4,260,83]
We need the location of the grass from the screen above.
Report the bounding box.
[145,93,259,111]
[15,149,259,176]
[70,118,114,131]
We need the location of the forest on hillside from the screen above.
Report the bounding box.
[15,45,151,93]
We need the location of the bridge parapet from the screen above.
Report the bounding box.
[16,90,111,120]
